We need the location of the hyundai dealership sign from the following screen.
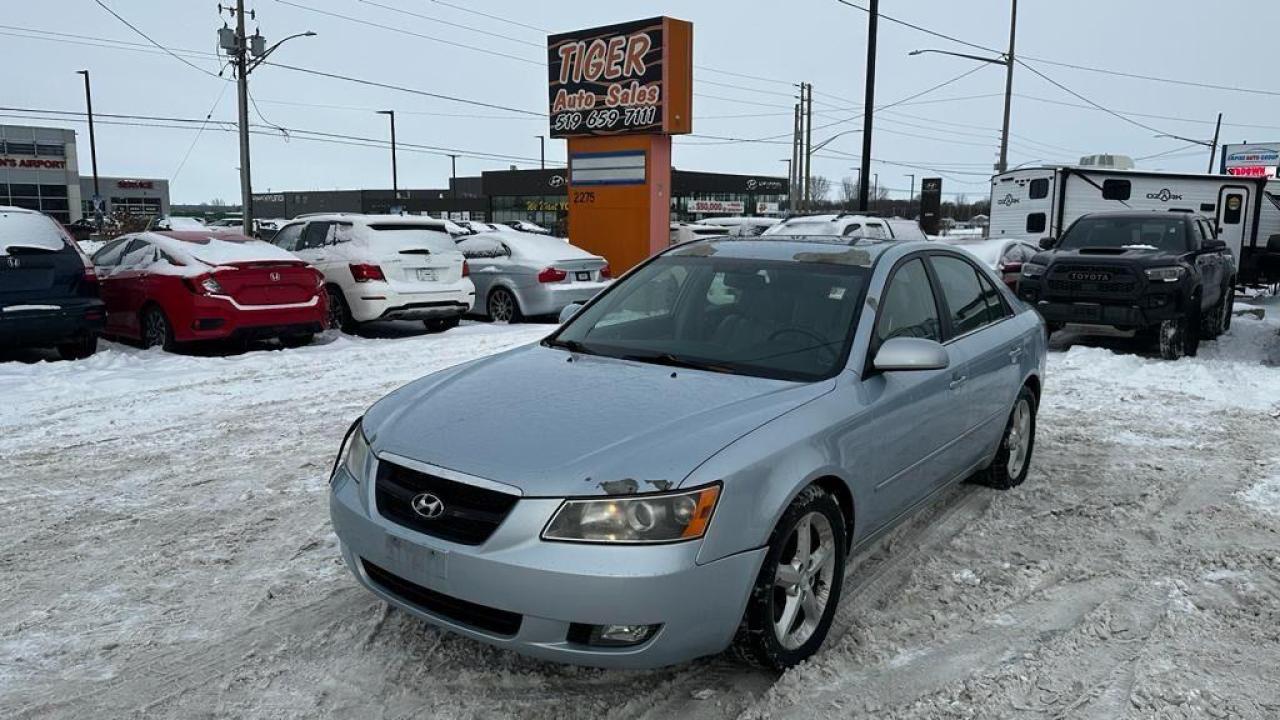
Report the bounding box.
[1221,143,1280,178]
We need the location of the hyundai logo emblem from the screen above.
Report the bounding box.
[3,257,19,268]
[411,492,445,519]
[269,271,281,282]
[549,175,567,188]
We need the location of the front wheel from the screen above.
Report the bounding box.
[1157,308,1199,360]
[733,485,846,670]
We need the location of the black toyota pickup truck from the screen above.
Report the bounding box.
[0,207,105,359]
[1016,211,1235,360]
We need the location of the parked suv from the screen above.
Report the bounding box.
[0,207,104,359]
[764,213,927,242]
[1016,211,1235,359]
[271,214,475,333]
[329,234,1045,670]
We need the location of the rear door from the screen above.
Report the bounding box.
[1216,185,1252,259]
[105,239,156,337]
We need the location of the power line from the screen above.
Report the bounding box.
[172,83,232,182]
[427,0,549,33]
[358,0,542,48]
[1014,59,1177,138]
[91,0,224,78]
[833,0,1001,55]
[1019,55,1280,98]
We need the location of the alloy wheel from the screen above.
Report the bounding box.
[144,310,169,349]
[490,290,515,323]
[1006,397,1032,478]
[772,511,837,650]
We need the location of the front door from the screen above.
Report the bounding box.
[1216,185,1251,259]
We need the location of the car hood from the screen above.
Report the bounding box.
[362,343,833,497]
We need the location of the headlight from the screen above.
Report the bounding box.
[1021,262,1047,278]
[331,420,372,484]
[1144,266,1186,282]
[201,276,224,294]
[542,484,721,544]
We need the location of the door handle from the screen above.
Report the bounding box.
[949,375,968,390]
[1009,347,1024,363]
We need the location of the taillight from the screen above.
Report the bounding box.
[350,263,385,282]
[599,263,612,280]
[183,274,224,295]
[538,266,567,283]
[462,260,470,277]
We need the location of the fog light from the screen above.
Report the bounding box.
[568,622,661,647]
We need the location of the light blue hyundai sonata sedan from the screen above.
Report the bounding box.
[329,234,1047,670]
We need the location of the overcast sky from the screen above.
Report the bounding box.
[5,0,1279,203]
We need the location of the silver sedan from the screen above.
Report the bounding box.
[456,231,610,322]
[329,235,1046,669]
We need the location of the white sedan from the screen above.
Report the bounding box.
[937,236,1039,289]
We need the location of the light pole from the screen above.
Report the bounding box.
[906,173,916,218]
[75,70,101,230]
[780,158,792,212]
[448,154,458,201]
[220,2,315,235]
[908,0,1017,173]
[858,0,879,212]
[535,135,545,169]
[377,110,398,202]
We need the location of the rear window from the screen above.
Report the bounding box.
[0,210,67,254]
[365,224,458,253]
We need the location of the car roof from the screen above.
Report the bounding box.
[665,235,931,268]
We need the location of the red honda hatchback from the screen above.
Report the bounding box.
[91,231,327,350]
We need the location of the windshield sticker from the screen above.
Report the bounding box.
[828,286,847,300]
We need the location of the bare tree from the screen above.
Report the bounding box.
[839,176,860,207]
[808,175,832,202]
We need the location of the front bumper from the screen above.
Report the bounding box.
[329,468,763,669]
[0,299,105,348]
[1030,299,1181,327]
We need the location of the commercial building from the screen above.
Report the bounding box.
[251,167,789,233]
[0,124,169,224]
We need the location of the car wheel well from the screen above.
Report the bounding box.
[1023,374,1041,404]
[810,475,855,550]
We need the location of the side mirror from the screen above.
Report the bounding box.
[1038,236,1057,250]
[558,303,582,324]
[1201,238,1227,251]
[872,337,949,372]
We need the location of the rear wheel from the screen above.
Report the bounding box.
[733,485,846,670]
[141,306,175,351]
[972,385,1037,490]
[326,286,357,334]
[488,287,522,324]
[57,333,98,360]
[423,316,461,333]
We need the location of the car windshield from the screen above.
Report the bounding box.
[1059,216,1189,252]
[549,254,868,381]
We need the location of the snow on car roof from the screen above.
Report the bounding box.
[457,231,600,262]
[145,231,301,266]
[0,206,67,254]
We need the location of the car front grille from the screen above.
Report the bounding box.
[374,459,519,545]
[361,559,522,636]
[1045,264,1138,297]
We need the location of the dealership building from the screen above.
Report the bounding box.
[0,124,170,224]
[251,167,789,231]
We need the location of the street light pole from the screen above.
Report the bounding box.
[998,0,1018,174]
[448,154,458,200]
[858,0,879,212]
[377,110,398,201]
[75,70,100,230]
[906,173,916,218]
[535,135,545,169]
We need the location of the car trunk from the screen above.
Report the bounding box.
[362,224,465,292]
[542,257,608,284]
[211,261,317,305]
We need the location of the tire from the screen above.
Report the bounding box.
[733,484,846,670]
[326,286,357,334]
[1223,286,1235,333]
[1157,305,1201,360]
[971,385,1037,490]
[57,333,98,360]
[280,333,315,348]
[1200,289,1229,340]
[140,306,175,351]
[424,316,461,333]
[487,287,522,324]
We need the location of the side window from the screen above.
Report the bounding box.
[1026,213,1047,234]
[596,265,690,327]
[1223,193,1244,225]
[876,258,941,344]
[1188,219,1204,248]
[975,267,1010,320]
[1102,179,1131,201]
[864,223,888,240]
[118,239,155,269]
[299,221,333,250]
[91,238,130,267]
[332,223,354,244]
[841,223,863,237]
[1200,219,1217,241]
[1028,178,1049,199]
[932,255,997,336]
[273,223,304,251]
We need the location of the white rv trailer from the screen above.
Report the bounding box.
[988,166,1280,284]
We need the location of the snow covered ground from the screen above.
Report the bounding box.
[2,306,1279,719]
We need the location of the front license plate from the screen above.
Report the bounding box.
[575,271,590,281]
[385,534,448,580]
[416,268,437,282]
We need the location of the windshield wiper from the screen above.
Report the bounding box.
[619,352,739,375]
[544,338,597,355]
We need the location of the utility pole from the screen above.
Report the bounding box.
[906,173,916,218]
[448,154,458,200]
[219,3,314,235]
[858,0,878,212]
[377,110,398,201]
[790,99,801,212]
[75,70,101,230]
[535,135,545,169]
[803,82,813,212]
[997,0,1018,174]
[1207,112,1223,173]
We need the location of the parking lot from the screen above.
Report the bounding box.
[2,305,1278,720]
